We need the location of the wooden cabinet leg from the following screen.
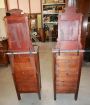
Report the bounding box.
[16,92,21,100]
[74,92,78,101]
[38,91,41,100]
[74,58,82,101]
[17,93,21,100]
[54,91,56,100]
[53,53,56,100]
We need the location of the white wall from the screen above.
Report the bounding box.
[18,0,30,13]
[30,0,41,13]
[0,0,7,38]
[0,0,5,8]
[7,0,18,9]
[0,8,7,38]
[7,0,41,13]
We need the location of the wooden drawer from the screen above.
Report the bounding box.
[13,62,36,71]
[14,70,37,82]
[56,61,79,72]
[56,80,77,93]
[17,80,38,92]
[14,70,38,92]
[56,71,78,82]
[13,55,35,64]
[56,81,77,87]
[56,55,80,72]
[56,85,76,93]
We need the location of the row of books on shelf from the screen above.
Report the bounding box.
[43,15,58,23]
[43,5,65,14]
[42,0,65,4]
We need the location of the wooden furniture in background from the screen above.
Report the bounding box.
[5,10,41,100]
[42,0,66,41]
[84,14,90,62]
[76,0,90,48]
[53,0,83,100]
[0,39,9,66]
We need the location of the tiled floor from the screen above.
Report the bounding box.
[0,42,90,105]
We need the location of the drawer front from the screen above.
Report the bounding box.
[56,80,77,93]
[56,62,79,72]
[56,86,76,93]
[56,71,78,82]
[12,55,39,92]
[56,54,80,72]
[13,55,35,66]
[14,70,37,81]
[14,70,38,92]
[17,80,38,92]
[56,81,77,87]
[13,62,36,72]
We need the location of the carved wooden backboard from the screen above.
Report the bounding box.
[5,14,33,51]
[56,7,83,50]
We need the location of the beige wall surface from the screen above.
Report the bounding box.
[30,0,41,13]
[7,0,18,9]
[0,0,5,8]
[6,0,41,13]
[0,0,7,38]
[18,0,30,13]
[0,8,7,38]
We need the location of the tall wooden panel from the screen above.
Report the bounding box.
[53,1,83,100]
[5,10,41,100]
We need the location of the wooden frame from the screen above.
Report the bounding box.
[52,49,83,100]
[8,47,41,100]
[5,12,41,100]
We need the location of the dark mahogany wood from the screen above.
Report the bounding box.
[77,0,90,48]
[56,6,83,50]
[53,53,56,100]
[5,10,41,100]
[0,39,9,66]
[53,0,83,100]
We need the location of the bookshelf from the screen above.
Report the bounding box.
[42,0,66,41]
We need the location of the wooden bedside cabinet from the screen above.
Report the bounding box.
[5,9,41,100]
[53,0,83,100]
